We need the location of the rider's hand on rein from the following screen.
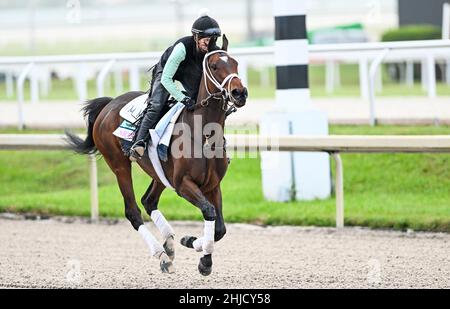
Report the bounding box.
[181,97,196,112]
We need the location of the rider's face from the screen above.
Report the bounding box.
[197,37,211,53]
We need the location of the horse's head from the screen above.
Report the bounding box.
[202,34,248,108]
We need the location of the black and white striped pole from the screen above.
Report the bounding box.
[260,0,331,201]
[274,1,309,105]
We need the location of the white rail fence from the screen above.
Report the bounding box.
[1,134,450,227]
[1,40,450,129]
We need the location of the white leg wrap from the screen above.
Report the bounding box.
[202,220,215,255]
[150,210,175,240]
[138,225,164,258]
[193,237,204,252]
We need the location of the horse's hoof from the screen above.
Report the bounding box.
[180,236,197,249]
[159,252,175,274]
[163,236,175,261]
[198,254,212,276]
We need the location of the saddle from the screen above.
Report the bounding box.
[113,94,177,155]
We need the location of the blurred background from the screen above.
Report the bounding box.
[0,0,399,55]
[0,0,449,232]
[1,0,449,102]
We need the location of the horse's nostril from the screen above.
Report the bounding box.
[232,89,241,97]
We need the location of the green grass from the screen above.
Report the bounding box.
[0,126,449,232]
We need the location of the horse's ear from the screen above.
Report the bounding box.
[207,38,216,52]
[221,34,228,51]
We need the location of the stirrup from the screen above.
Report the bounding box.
[129,141,146,161]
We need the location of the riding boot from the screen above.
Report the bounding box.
[129,112,157,161]
[129,73,169,161]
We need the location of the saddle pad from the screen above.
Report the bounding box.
[119,93,148,123]
[112,119,136,141]
[147,102,185,190]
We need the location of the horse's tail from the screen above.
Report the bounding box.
[65,96,113,155]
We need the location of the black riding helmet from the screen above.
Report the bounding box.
[191,12,221,45]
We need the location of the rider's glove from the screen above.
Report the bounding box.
[181,97,196,112]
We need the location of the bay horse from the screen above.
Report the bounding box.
[65,35,248,276]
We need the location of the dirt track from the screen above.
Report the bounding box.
[0,215,449,289]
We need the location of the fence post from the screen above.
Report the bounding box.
[332,152,344,228]
[446,59,450,86]
[17,62,34,131]
[359,58,369,99]
[406,61,414,87]
[89,154,99,222]
[369,48,389,126]
[326,60,335,94]
[443,3,450,40]
[96,59,116,97]
[30,66,40,104]
[426,54,436,98]
[421,58,428,92]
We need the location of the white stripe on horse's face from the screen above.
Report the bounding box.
[219,56,228,63]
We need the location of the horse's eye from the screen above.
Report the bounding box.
[211,64,217,71]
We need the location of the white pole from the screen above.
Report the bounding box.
[17,62,34,131]
[421,59,428,92]
[332,153,344,229]
[96,59,115,97]
[444,3,450,86]
[406,60,414,87]
[326,60,335,94]
[446,59,450,86]
[426,54,436,98]
[30,66,39,104]
[89,154,99,222]
[443,3,450,40]
[359,58,369,99]
[368,49,389,126]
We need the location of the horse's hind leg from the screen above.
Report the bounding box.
[102,154,174,273]
[141,180,175,261]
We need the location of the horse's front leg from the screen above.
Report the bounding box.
[208,186,226,242]
[177,177,220,276]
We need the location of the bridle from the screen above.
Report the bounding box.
[198,50,242,116]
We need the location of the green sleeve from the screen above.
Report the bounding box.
[161,42,187,102]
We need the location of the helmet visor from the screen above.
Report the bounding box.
[195,27,221,38]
